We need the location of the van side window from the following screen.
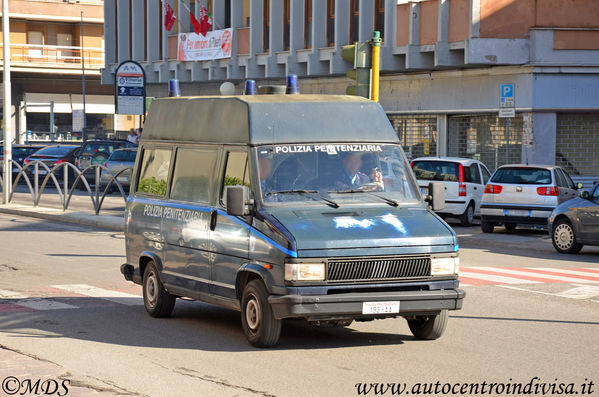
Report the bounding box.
[171,148,218,203]
[137,148,171,196]
[221,151,250,201]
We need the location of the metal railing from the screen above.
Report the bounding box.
[0,159,131,215]
[0,44,104,68]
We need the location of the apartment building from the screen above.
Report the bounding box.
[1,0,134,143]
[103,0,599,180]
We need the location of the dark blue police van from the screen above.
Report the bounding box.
[121,94,465,347]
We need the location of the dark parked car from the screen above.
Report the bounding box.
[100,148,137,192]
[0,144,45,176]
[548,184,599,253]
[24,144,81,183]
[75,140,136,170]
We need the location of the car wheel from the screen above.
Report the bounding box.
[407,310,448,340]
[504,223,517,231]
[481,221,494,233]
[552,219,583,254]
[142,261,176,317]
[241,279,282,348]
[459,203,475,226]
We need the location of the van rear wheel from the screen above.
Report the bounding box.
[407,310,448,340]
[142,261,176,318]
[241,280,282,348]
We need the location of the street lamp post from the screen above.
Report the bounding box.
[80,11,87,141]
[2,0,12,204]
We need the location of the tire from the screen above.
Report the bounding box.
[142,261,176,318]
[459,203,475,226]
[407,310,448,340]
[552,219,583,254]
[241,279,282,347]
[504,223,517,231]
[481,221,494,233]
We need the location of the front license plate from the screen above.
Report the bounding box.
[505,209,530,217]
[362,301,400,315]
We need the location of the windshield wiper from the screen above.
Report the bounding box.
[266,189,340,208]
[329,189,399,207]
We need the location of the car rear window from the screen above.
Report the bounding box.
[81,142,125,156]
[411,161,459,182]
[32,146,78,156]
[110,150,137,162]
[491,167,552,185]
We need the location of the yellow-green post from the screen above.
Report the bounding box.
[370,31,382,102]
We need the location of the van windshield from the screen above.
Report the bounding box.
[257,143,420,205]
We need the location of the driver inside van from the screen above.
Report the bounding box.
[333,152,384,191]
[258,156,273,193]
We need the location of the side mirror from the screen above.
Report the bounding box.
[577,182,584,190]
[580,190,590,200]
[426,182,445,211]
[226,185,251,216]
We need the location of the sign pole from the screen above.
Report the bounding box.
[2,0,12,204]
[80,11,87,140]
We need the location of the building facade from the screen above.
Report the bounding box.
[103,0,599,182]
[1,0,137,143]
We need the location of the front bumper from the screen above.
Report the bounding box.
[268,288,465,320]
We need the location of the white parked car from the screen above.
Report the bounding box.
[411,157,492,226]
[480,164,580,233]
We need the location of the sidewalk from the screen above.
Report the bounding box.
[0,347,129,396]
[0,204,124,232]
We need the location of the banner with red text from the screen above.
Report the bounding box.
[177,28,233,61]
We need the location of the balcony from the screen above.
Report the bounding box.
[0,43,103,74]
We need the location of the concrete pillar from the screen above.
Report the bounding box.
[435,0,462,67]
[18,101,26,144]
[381,0,402,71]
[406,2,433,69]
[469,0,481,38]
[330,0,350,74]
[247,0,264,78]
[147,1,160,62]
[227,0,246,80]
[179,0,191,33]
[437,114,448,157]
[131,0,145,61]
[525,112,556,166]
[358,0,374,43]
[117,0,131,63]
[286,0,305,76]
[308,0,328,76]
[104,0,117,65]
[212,0,226,30]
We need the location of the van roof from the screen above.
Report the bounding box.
[142,95,400,145]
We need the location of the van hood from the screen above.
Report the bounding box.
[264,205,456,254]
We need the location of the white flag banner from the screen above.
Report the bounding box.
[177,28,233,62]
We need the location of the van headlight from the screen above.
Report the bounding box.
[431,256,459,276]
[285,263,325,281]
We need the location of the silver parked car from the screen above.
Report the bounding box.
[548,184,599,253]
[480,165,580,233]
[100,148,137,193]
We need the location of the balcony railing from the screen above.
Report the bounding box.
[0,43,104,69]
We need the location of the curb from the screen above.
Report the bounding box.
[0,205,124,232]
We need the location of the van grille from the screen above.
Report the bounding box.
[326,256,431,282]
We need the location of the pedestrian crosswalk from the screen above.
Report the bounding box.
[459,267,599,286]
[0,268,598,313]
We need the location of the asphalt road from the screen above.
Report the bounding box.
[0,214,597,397]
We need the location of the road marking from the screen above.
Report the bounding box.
[15,299,79,311]
[498,285,599,302]
[533,268,599,281]
[459,271,539,285]
[472,267,598,284]
[0,290,28,299]
[52,284,142,306]
[515,268,599,283]
[554,285,599,300]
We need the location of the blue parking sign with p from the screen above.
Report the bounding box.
[501,84,514,99]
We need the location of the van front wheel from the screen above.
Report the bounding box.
[407,310,448,340]
[241,280,282,348]
[142,261,176,318]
